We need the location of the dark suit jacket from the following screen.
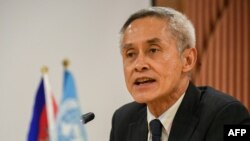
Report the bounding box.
[109,82,250,141]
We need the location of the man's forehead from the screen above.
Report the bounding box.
[125,17,167,31]
[122,18,170,41]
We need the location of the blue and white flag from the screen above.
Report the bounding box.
[56,70,88,141]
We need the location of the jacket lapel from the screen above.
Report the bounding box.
[168,82,201,141]
[127,107,148,141]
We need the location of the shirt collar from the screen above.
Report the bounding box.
[147,93,185,134]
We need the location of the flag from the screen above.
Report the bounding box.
[28,72,58,141]
[56,70,88,141]
[43,73,58,141]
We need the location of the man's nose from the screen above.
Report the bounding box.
[134,54,149,72]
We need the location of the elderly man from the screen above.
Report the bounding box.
[109,7,250,141]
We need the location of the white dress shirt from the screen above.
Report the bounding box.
[147,93,185,141]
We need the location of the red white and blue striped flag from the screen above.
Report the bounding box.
[27,72,58,141]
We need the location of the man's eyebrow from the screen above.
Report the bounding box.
[147,38,161,44]
[121,43,133,50]
[121,38,161,50]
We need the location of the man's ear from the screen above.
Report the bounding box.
[181,47,197,73]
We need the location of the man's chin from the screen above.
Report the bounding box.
[132,94,152,104]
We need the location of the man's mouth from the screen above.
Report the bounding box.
[134,77,156,85]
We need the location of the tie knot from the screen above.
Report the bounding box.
[150,119,162,138]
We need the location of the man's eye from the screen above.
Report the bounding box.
[126,52,135,58]
[149,48,158,53]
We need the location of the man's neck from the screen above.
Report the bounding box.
[147,79,189,117]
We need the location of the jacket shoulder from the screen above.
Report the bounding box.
[195,86,250,140]
[198,86,241,107]
[197,86,249,123]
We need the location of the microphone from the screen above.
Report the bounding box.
[81,112,95,124]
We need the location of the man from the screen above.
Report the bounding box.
[109,7,250,141]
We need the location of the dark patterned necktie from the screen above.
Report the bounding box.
[150,119,162,141]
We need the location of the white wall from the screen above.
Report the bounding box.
[0,0,150,140]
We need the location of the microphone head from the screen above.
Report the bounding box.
[81,112,95,124]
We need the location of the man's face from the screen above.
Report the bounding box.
[121,17,186,104]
